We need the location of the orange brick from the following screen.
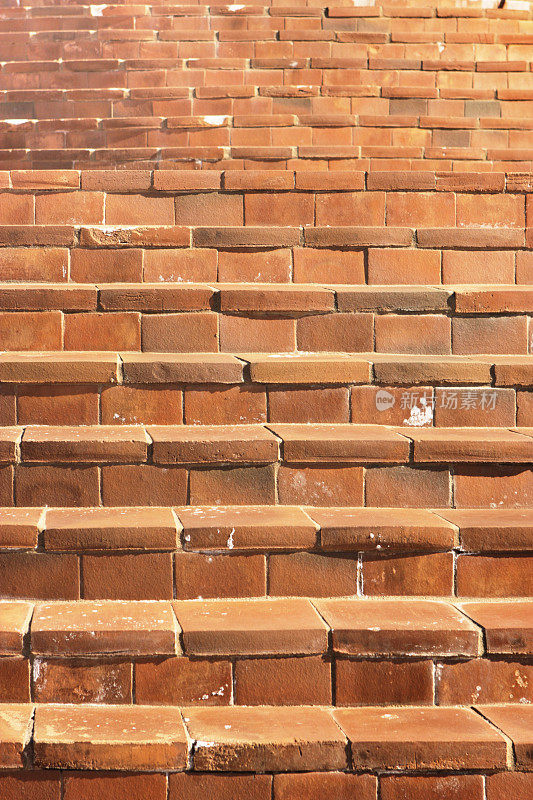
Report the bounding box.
[437,660,533,705]
[387,192,455,227]
[36,192,104,224]
[33,659,132,704]
[218,250,291,283]
[269,387,349,423]
[16,466,99,507]
[70,249,143,283]
[516,251,533,284]
[102,465,187,507]
[381,775,484,800]
[184,386,267,425]
[105,194,174,225]
[101,386,182,425]
[144,249,218,282]
[486,774,533,800]
[269,552,357,596]
[174,552,266,599]
[0,657,30,702]
[452,317,528,355]
[368,249,441,285]
[136,657,231,706]
[456,554,533,597]
[235,656,331,705]
[142,313,218,353]
[375,315,451,355]
[0,311,62,351]
[366,466,450,508]
[0,552,79,599]
[336,660,434,706]
[454,467,533,508]
[362,553,454,596]
[0,194,33,224]
[456,193,525,228]
[0,773,61,800]
[169,774,271,800]
[245,193,313,225]
[17,387,98,426]
[351,386,433,427]
[190,465,276,505]
[316,192,385,225]
[220,316,295,352]
[83,553,174,600]
[274,773,376,800]
[442,250,515,283]
[0,248,68,282]
[64,313,140,351]
[278,466,363,507]
[297,313,373,352]
[64,774,167,800]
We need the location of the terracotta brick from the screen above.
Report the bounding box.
[218,250,291,283]
[278,466,364,507]
[454,466,533,508]
[437,659,533,705]
[101,386,182,425]
[0,194,33,224]
[0,552,78,600]
[0,388,16,426]
[235,656,331,706]
[0,772,61,800]
[477,705,533,770]
[169,774,271,800]
[351,386,434,427]
[105,194,174,225]
[362,553,454,596]
[21,426,148,465]
[17,386,99,426]
[336,659,434,706]
[297,313,373,352]
[0,508,40,550]
[0,311,61,351]
[174,552,266,599]
[452,317,528,355]
[269,387,349,423]
[136,657,231,706]
[366,466,451,508]
[456,193,525,228]
[456,555,533,596]
[0,466,13,506]
[0,704,34,768]
[175,193,243,225]
[64,313,140,351]
[36,191,104,224]
[141,312,218,353]
[184,706,347,772]
[442,250,515,283]
[64,773,167,800]
[434,387,515,427]
[102,465,187,507]
[380,775,484,800]
[245,193,313,225]
[368,249,441,285]
[516,251,533,284]
[33,659,132,704]
[387,192,455,227]
[0,658,30,702]
[185,386,266,425]
[375,315,451,355]
[16,466,99,507]
[274,773,376,800]
[316,192,385,225]
[0,249,68,282]
[269,552,357,597]
[190,465,276,505]
[486,773,533,800]
[220,315,296,352]
[144,249,218,282]
[333,706,506,771]
[71,249,143,283]
[82,553,173,600]
[518,391,533,426]
[34,705,188,771]
[293,248,365,284]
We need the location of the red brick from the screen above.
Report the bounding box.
[434,387,515,428]
[269,552,357,597]
[235,656,331,706]
[336,660,434,706]
[0,467,13,506]
[174,552,266,599]
[368,249,441,284]
[0,249,68,282]
[102,465,187,507]
[0,194,33,224]
[293,248,365,284]
[136,657,231,706]
[220,315,295,352]
[443,250,515,283]
[437,659,533,705]
[101,386,182,426]
[297,313,373,352]
[316,192,385,225]
[16,466,99,507]
[351,386,434,427]
[184,386,266,425]
[0,312,61,351]
[486,773,533,800]
[105,194,174,225]
[17,386,98,426]
[169,774,271,800]
[516,251,533,284]
[175,193,243,225]
[387,192,455,226]
[452,317,528,355]
[245,193,313,225]
[218,250,291,283]
[0,772,61,800]
[142,312,218,352]
[278,466,363,507]
[366,466,451,508]
[362,553,454,596]
[381,775,484,800]
[375,315,451,355]
[454,466,533,508]
[456,555,533,597]
[36,192,104,224]
[0,658,30,702]
[144,249,218,282]
[0,552,78,600]
[274,773,376,800]
[33,659,132,704]
[64,313,140,351]
[268,387,349,423]
[190,465,276,505]
[456,193,525,228]
[64,773,166,800]
[70,249,143,283]
[82,553,173,601]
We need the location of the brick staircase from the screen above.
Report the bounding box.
[0,0,532,798]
